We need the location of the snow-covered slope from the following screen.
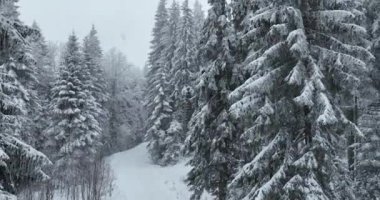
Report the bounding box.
[108,143,210,200]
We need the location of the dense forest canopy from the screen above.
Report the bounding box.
[1,0,379,200]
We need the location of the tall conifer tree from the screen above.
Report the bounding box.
[25,22,57,151]
[186,0,237,199]
[145,0,176,165]
[83,25,108,107]
[228,1,373,199]
[0,0,51,197]
[354,1,380,198]
[46,33,101,182]
[171,0,198,133]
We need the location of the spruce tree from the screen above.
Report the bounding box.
[171,0,197,135]
[83,25,108,109]
[146,0,169,118]
[46,33,101,182]
[365,0,380,90]
[165,0,180,76]
[165,0,180,102]
[0,0,51,197]
[193,1,206,71]
[146,70,174,165]
[26,22,57,151]
[193,0,205,46]
[146,0,176,166]
[354,1,380,198]
[83,26,110,155]
[356,100,380,199]
[186,0,237,199]
[228,0,373,199]
[185,1,205,144]
[163,0,186,163]
[29,22,56,98]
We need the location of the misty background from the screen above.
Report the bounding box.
[19,0,208,68]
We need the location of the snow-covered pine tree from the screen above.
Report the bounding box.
[228,0,373,199]
[166,0,180,68]
[0,2,38,140]
[83,25,108,116]
[0,134,51,198]
[25,22,57,151]
[146,0,169,119]
[171,0,197,135]
[356,100,380,199]
[83,25,110,156]
[146,0,176,166]
[193,0,205,47]
[192,0,206,69]
[229,0,261,164]
[193,0,206,71]
[146,70,174,165]
[164,0,180,102]
[46,33,101,182]
[160,0,186,163]
[186,0,237,199]
[354,1,380,198]
[183,1,205,145]
[0,0,51,197]
[339,1,379,176]
[365,0,380,90]
[28,22,56,98]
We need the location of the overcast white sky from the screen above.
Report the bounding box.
[18,0,208,68]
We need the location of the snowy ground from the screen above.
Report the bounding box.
[108,143,212,200]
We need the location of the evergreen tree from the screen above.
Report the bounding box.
[0,0,51,197]
[145,0,176,166]
[186,0,237,199]
[83,25,110,156]
[354,1,380,198]
[192,0,206,73]
[192,0,206,66]
[83,25,108,109]
[356,100,380,199]
[162,1,187,163]
[46,33,101,182]
[171,0,197,135]
[193,0,205,46]
[165,0,181,72]
[185,1,206,148]
[26,22,57,151]
[29,22,56,98]
[165,0,180,101]
[228,1,373,200]
[365,0,380,90]
[146,70,174,165]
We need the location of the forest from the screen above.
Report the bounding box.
[0,0,380,200]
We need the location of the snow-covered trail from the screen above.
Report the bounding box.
[107,143,193,200]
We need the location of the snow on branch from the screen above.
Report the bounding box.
[317,93,338,125]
